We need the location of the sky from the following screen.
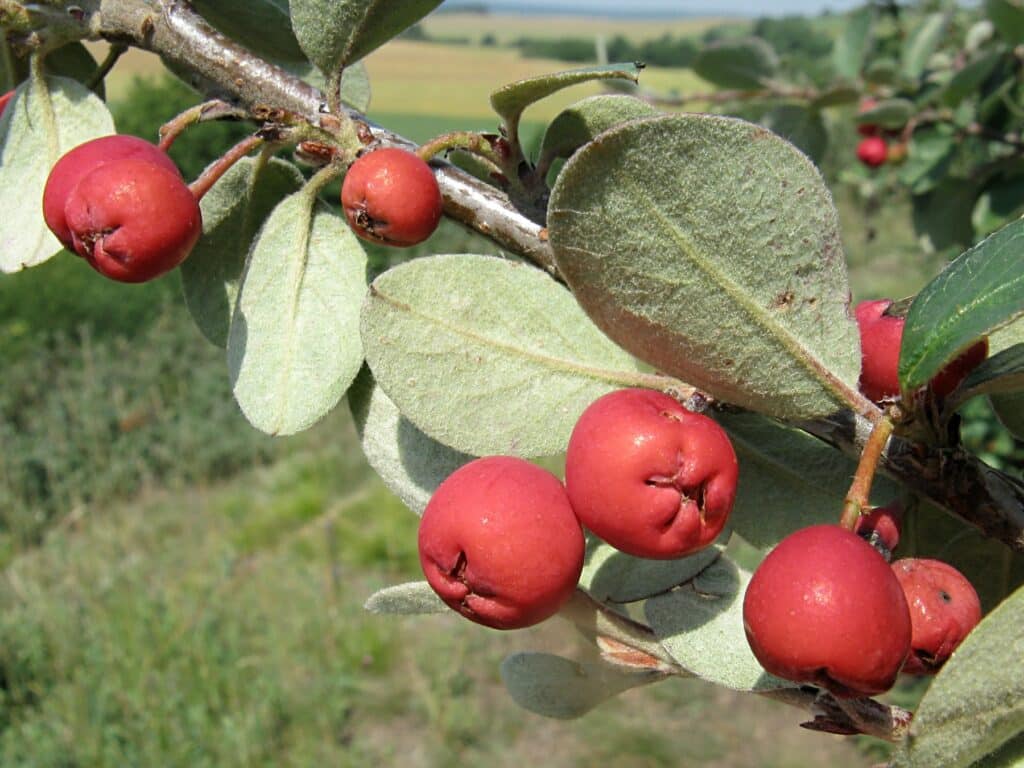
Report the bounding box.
[453,0,865,17]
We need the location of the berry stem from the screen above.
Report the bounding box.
[188,135,265,201]
[840,416,896,531]
[415,131,506,172]
[158,100,244,152]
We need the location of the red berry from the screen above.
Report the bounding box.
[564,388,738,560]
[63,158,202,283]
[857,98,879,137]
[43,135,182,248]
[341,147,442,247]
[855,299,988,402]
[892,558,981,675]
[418,456,584,630]
[743,525,912,698]
[0,90,13,118]
[854,501,903,558]
[857,136,888,167]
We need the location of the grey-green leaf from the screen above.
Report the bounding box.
[893,584,1024,768]
[693,37,779,90]
[644,558,795,692]
[900,217,1024,393]
[228,193,367,436]
[0,75,114,273]
[547,114,863,420]
[987,0,1024,45]
[360,254,649,457]
[538,94,659,165]
[290,0,443,73]
[364,581,447,615]
[490,63,642,127]
[192,0,308,64]
[284,59,372,112]
[833,7,873,80]
[348,365,473,516]
[761,104,828,164]
[856,98,915,130]
[902,13,950,80]
[501,652,663,720]
[182,157,304,347]
[720,412,899,550]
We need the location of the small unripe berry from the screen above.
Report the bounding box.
[857,136,888,167]
[43,135,182,248]
[565,388,738,560]
[743,525,912,698]
[892,558,981,675]
[418,456,584,630]
[341,147,442,247]
[63,158,202,283]
[0,90,13,118]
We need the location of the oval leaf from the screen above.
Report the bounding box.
[894,584,1024,768]
[693,38,779,90]
[290,0,443,73]
[228,192,366,436]
[501,652,662,720]
[856,97,915,130]
[192,0,306,63]
[761,104,828,164]
[0,75,114,273]
[182,157,304,347]
[348,365,473,516]
[547,114,863,420]
[899,126,957,195]
[900,217,1024,394]
[940,49,1004,108]
[538,94,659,165]
[986,0,1024,45]
[361,254,650,457]
[644,557,795,692]
[902,13,950,80]
[833,7,873,80]
[491,63,642,127]
[364,581,447,615]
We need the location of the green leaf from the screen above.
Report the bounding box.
[501,652,662,720]
[192,0,307,64]
[856,97,915,130]
[900,217,1024,394]
[899,126,957,195]
[538,94,659,165]
[761,104,828,164]
[832,7,873,80]
[902,13,950,80]
[987,0,1024,45]
[285,60,372,112]
[348,366,473,516]
[490,63,642,128]
[692,38,779,90]
[644,558,795,692]
[912,179,978,253]
[361,254,649,457]
[720,412,899,550]
[182,157,304,348]
[812,84,860,108]
[364,581,447,615]
[290,0,443,73]
[948,344,1024,407]
[0,75,114,273]
[940,49,1004,108]
[581,536,725,604]
[893,584,1024,768]
[228,191,366,436]
[865,56,900,85]
[972,175,1024,236]
[3,42,104,97]
[547,114,862,420]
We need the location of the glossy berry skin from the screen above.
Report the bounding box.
[341,147,442,247]
[857,136,888,167]
[743,525,912,698]
[854,501,903,559]
[418,456,584,630]
[892,558,981,675]
[564,388,738,560]
[856,299,988,401]
[0,90,13,118]
[43,134,182,248]
[63,158,202,283]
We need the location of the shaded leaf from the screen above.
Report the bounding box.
[900,217,1024,393]
[364,581,447,615]
[547,114,863,420]
[360,254,648,457]
[902,13,950,80]
[990,319,1024,438]
[538,94,658,165]
[948,344,1024,408]
[833,7,873,80]
[693,38,779,90]
[761,104,827,164]
[856,98,915,130]
[940,49,1004,108]
[182,157,304,347]
[0,75,114,273]
[228,192,366,436]
[972,175,1024,237]
[987,0,1024,45]
[348,365,473,516]
[192,0,306,64]
[812,84,860,108]
[912,178,978,252]
[285,59,372,112]
[900,127,957,196]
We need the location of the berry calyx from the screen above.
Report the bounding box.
[743,525,912,698]
[43,134,182,249]
[63,158,202,283]
[892,558,981,675]
[341,147,442,247]
[418,456,584,630]
[857,136,888,167]
[564,388,738,560]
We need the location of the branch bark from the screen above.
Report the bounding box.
[93,0,1024,551]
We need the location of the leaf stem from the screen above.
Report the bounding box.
[839,416,895,531]
[84,43,126,91]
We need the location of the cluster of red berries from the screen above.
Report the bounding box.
[855,98,908,169]
[418,388,738,629]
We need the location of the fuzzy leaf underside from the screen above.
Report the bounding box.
[547,114,862,420]
[0,75,113,273]
[360,254,649,458]
[490,63,643,126]
[364,582,447,615]
[348,366,474,516]
[228,193,366,436]
[538,94,659,164]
